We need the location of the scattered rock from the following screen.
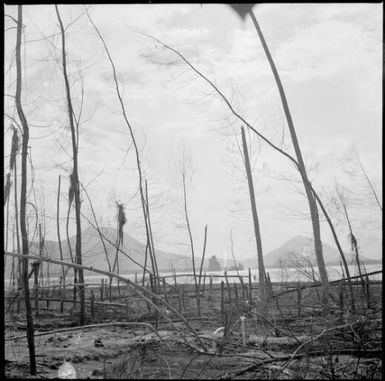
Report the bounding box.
[94,339,104,348]
[48,361,62,370]
[88,368,104,378]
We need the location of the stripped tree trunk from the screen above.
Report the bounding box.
[336,188,366,298]
[86,12,160,295]
[197,225,208,316]
[55,4,85,324]
[56,175,65,312]
[312,190,356,313]
[249,10,329,311]
[182,171,199,301]
[15,5,36,374]
[145,180,160,293]
[65,194,77,308]
[241,126,267,313]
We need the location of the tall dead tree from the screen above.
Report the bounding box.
[113,202,126,296]
[86,11,160,292]
[15,5,36,374]
[241,126,267,311]
[10,127,22,293]
[335,186,366,296]
[312,190,356,313]
[196,224,208,316]
[66,174,77,306]
[4,173,11,207]
[144,180,160,293]
[182,164,198,295]
[56,175,65,312]
[140,30,330,310]
[55,4,85,324]
[248,10,329,310]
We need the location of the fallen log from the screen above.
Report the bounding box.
[221,348,383,379]
[247,334,309,347]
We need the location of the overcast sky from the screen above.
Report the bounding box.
[4,3,382,263]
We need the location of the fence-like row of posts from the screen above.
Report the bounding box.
[6,265,380,321]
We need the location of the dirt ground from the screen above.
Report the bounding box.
[4,281,383,379]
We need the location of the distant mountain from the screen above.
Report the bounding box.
[5,227,205,277]
[240,235,382,269]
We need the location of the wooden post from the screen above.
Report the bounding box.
[239,276,245,300]
[162,277,168,303]
[339,282,344,310]
[275,294,280,311]
[90,290,95,318]
[149,274,154,295]
[178,285,183,312]
[100,279,104,301]
[266,272,272,298]
[173,268,177,289]
[297,282,302,318]
[209,275,213,292]
[224,271,231,305]
[135,272,138,284]
[33,262,39,318]
[365,275,371,309]
[182,285,186,311]
[145,282,151,313]
[233,282,239,308]
[248,268,252,304]
[202,272,206,296]
[59,278,64,313]
[221,281,225,317]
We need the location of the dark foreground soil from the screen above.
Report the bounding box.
[4,280,382,379]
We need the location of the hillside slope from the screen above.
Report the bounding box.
[5,227,200,277]
[241,235,381,269]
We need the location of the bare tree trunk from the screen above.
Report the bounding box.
[142,30,329,311]
[13,157,23,314]
[182,172,198,297]
[112,210,122,297]
[5,185,10,256]
[230,229,241,281]
[336,188,366,298]
[65,194,77,307]
[142,241,149,287]
[15,5,36,374]
[56,175,65,312]
[13,160,23,303]
[140,181,158,294]
[13,155,21,255]
[241,126,267,311]
[145,180,160,292]
[86,12,159,294]
[248,10,329,310]
[311,190,356,313]
[4,173,11,207]
[38,223,44,291]
[55,4,85,324]
[197,225,208,316]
